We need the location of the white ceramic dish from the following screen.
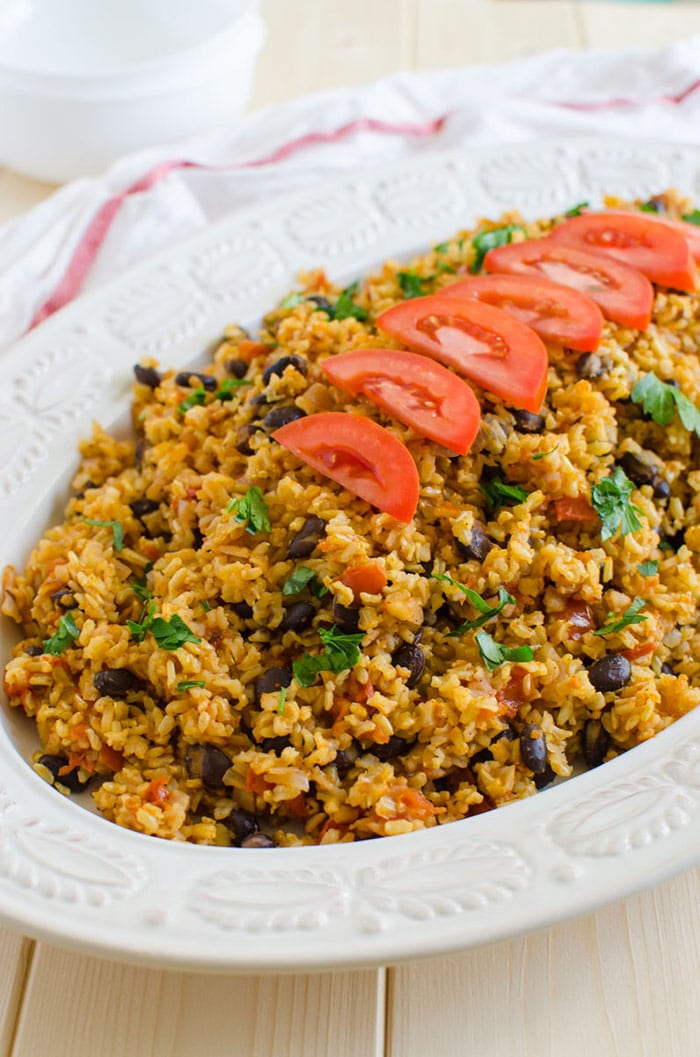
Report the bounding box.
[0,0,265,181]
[2,137,700,973]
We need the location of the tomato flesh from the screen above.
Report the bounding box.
[441,273,603,352]
[272,411,420,522]
[376,294,548,413]
[322,348,481,455]
[603,210,700,266]
[547,212,696,292]
[484,240,654,331]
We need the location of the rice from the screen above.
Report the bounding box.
[4,192,700,847]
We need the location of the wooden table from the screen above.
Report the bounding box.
[2,2,700,1054]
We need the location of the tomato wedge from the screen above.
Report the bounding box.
[484,240,653,331]
[322,348,481,455]
[441,274,603,352]
[603,210,700,265]
[376,294,548,413]
[272,411,420,522]
[547,212,696,292]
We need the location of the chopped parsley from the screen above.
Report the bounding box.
[82,518,124,552]
[470,225,525,274]
[331,281,368,322]
[216,378,252,400]
[481,477,530,512]
[227,486,271,534]
[127,600,156,643]
[591,467,644,541]
[43,612,80,656]
[475,631,534,672]
[130,579,153,603]
[397,270,433,299]
[292,626,364,688]
[565,201,589,217]
[177,680,206,692]
[594,597,648,637]
[631,372,700,439]
[199,599,212,612]
[278,685,288,714]
[178,386,207,415]
[639,201,661,213]
[279,292,305,309]
[637,560,658,577]
[283,566,319,596]
[150,615,201,651]
[434,241,450,254]
[533,443,560,461]
[682,210,700,225]
[431,575,514,635]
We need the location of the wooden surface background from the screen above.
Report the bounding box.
[2,2,700,1054]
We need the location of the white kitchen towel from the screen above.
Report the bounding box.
[2,35,700,349]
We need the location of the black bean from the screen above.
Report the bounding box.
[287,517,326,559]
[653,479,671,500]
[130,498,159,518]
[661,529,686,552]
[175,370,217,391]
[582,719,610,768]
[38,754,89,792]
[254,666,293,704]
[663,377,680,389]
[280,601,316,633]
[262,355,309,385]
[134,439,146,470]
[661,662,675,676]
[50,587,74,608]
[534,764,556,789]
[259,735,291,754]
[520,724,548,774]
[392,643,425,688]
[455,521,495,563]
[241,832,276,848]
[589,654,632,692]
[334,742,360,778]
[94,668,141,698]
[25,644,44,657]
[224,809,260,843]
[332,601,360,634]
[619,451,660,489]
[513,409,545,433]
[224,358,249,379]
[367,735,416,761]
[308,295,333,312]
[231,600,253,620]
[576,352,612,380]
[133,364,162,388]
[201,746,232,791]
[235,424,259,455]
[642,196,666,213]
[263,405,306,431]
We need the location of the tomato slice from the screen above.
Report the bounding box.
[321,348,481,455]
[441,274,603,353]
[602,210,700,265]
[272,411,420,522]
[376,294,548,413]
[484,240,653,331]
[547,212,696,292]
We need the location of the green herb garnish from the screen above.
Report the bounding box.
[639,201,660,213]
[82,518,124,552]
[177,680,206,691]
[431,575,514,635]
[227,486,271,535]
[150,615,200,651]
[127,600,156,643]
[283,566,319,596]
[434,241,450,254]
[199,599,211,612]
[216,378,252,401]
[278,685,288,714]
[637,560,658,577]
[475,631,534,672]
[591,467,644,541]
[397,270,433,299]
[481,477,530,512]
[565,202,589,217]
[279,292,305,309]
[682,210,700,225]
[43,612,80,656]
[178,386,207,415]
[631,372,700,439]
[470,225,525,274]
[331,281,368,322]
[130,579,153,603]
[533,443,560,461]
[594,597,648,637]
[292,626,364,687]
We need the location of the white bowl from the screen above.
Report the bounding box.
[0,0,266,182]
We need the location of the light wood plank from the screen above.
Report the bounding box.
[388,866,700,1057]
[0,929,33,1057]
[11,945,384,1057]
[415,0,582,66]
[579,1,700,48]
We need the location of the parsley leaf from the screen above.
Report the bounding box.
[470,225,524,274]
[177,679,206,691]
[283,566,319,596]
[292,626,364,688]
[631,372,700,439]
[216,378,252,401]
[330,281,368,322]
[591,467,644,540]
[127,600,156,643]
[565,201,589,217]
[278,685,288,714]
[43,612,80,656]
[82,518,124,552]
[475,631,534,672]
[431,575,514,635]
[199,599,211,612]
[150,615,200,651]
[637,560,658,576]
[227,486,271,535]
[279,292,305,309]
[639,201,660,213]
[481,477,530,512]
[533,443,560,461]
[178,386,207,415]
[130,579,153,603]
[682,210,700,226]
[397,270,432,299]
[434,241,450,254]
[594,597,648,637]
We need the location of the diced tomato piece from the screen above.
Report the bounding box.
[99,745,124,771]
[272,411,420,523]
[552,496,598,522]
[237,340,269,362]
[442,273,604,352]
[390,787,437,820]
[246,771,273,795]
[322,348,481,454]
[145,777,170,804]
[341,563,388,597]
[376,294,548,413]
[497,666,528,717]
[622,642,656,661]
[547,212,696,292]
[564,600,594,641]
[284,793,307,819]
[484,240,654,330]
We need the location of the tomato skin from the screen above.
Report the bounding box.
[341,563,388,597]
[547,212,696,292]
[376,294,548,414]
[552,496,598,522]
[441,273,604,352]
[484,240,653,331]
[272,411,420,523]
[321,348,481,455]
[603,210,700,265]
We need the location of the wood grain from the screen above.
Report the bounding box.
[579,1,700,48]
[10,946,384,1057]
[0,929,32,1057]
